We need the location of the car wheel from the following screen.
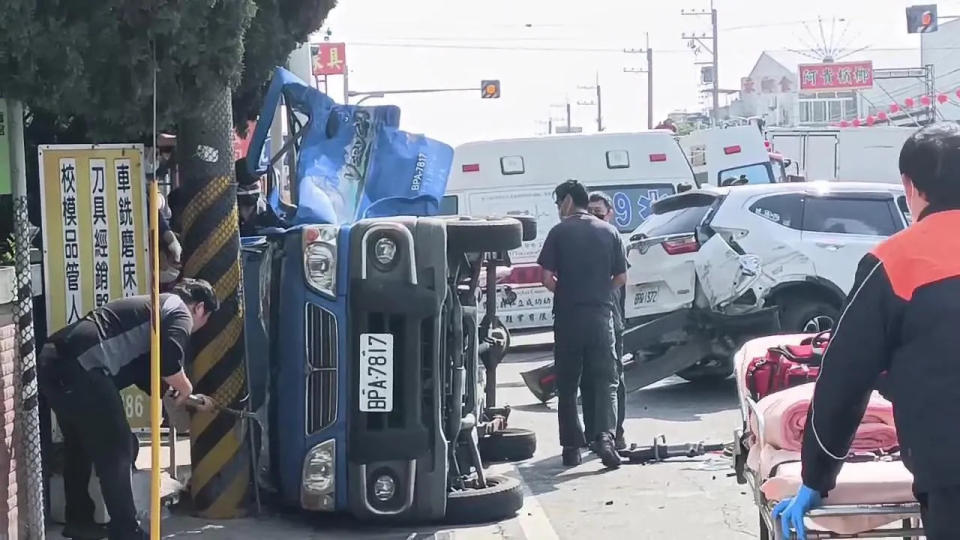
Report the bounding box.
[445,475,524,524]
[677,354,734,383]
[445,217,524,253]
[478,428,537,462]
[779,298,841,333]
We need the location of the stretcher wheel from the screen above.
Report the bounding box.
[758,510,771,540]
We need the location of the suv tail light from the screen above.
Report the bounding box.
[661,235,700,255]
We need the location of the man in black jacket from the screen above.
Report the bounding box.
[538,180,627,469]
[39,279,218,540]
[775,123,960,539]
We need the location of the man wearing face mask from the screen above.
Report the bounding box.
[538,180,627,468]
[38,279,218,540]
[774,123,960,539]
[583,191,628,451]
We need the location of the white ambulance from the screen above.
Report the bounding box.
[445,131,697,331]
[680,125,791,187]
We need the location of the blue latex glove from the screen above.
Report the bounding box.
[772,485,822,539]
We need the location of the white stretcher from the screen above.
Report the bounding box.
[731,335,923,540]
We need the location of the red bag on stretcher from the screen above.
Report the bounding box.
[746,332,830,401]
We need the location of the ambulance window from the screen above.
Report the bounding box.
[439,195,459,215]
[606,150,630,169]
[718,162,775,185]
[500,156,525,175]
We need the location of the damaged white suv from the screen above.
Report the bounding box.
[622,182,909,384]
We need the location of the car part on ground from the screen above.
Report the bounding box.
[618,435,727,464]
[444,475,524,524]
[478,428,537,463]
[677,354,735,383]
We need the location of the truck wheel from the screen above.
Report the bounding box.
[677,355,734,383]
[478,428,537,462]
[446,217,523,253]
[779,298,840,333]
[515,215,538,242]
[445,475,524,524]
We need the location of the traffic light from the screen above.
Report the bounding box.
[907,4,938,33]
[481,80,501,99]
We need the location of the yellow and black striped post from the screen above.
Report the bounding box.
[178,86,251,518]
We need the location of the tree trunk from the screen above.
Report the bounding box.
[177,86,251,518]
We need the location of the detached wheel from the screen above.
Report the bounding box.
[677,355,734,383]
[478,428,537,462]
[514,215,538,242]
[445,475,524,524]
[446,217,523,253]
[778,298,840,333]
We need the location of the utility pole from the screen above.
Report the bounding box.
[624,34,654,129]
[682,2,719,125]
[577,72,604,132]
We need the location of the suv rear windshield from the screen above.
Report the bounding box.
[637,194,716,236]
[590,183,677,233]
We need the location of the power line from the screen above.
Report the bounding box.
[348,41,691,54]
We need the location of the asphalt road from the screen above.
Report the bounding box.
[47,340,759,540]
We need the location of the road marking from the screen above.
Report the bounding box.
[510,466,559,540]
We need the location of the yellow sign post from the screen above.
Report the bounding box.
[38,144,153,428]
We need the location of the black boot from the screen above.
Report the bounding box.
[595,433,621,469]
[62,521,108,540]
[562,447,582,466]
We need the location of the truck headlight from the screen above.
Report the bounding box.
[301,439,335,510]
[303,226,338,297]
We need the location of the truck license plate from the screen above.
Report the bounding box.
[359,333,394,412]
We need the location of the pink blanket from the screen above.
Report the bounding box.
[761,460,916,535]
[752,382,898,453]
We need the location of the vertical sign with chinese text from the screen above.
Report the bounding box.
[39,145,150,429]
[311,42,347,76]
[799,61,874,91]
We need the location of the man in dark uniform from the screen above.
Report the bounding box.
[583,191,628,450]
[38,279,218,540]
[774,123,960,539]
[538,180,627,468]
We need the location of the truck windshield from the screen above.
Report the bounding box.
[590,183,677,234]
[718,162,775,185]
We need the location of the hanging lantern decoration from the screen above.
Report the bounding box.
[839,120,849,128]
[905,97,916,108]
[852,118,862,127]
[939,94,950,105]
[890,103,900,113]
[866,115,876,126]
[878,111,888,122]
[921,95,932,107]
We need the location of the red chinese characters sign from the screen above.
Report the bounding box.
[312,42,347,76]
[799,61,874,91]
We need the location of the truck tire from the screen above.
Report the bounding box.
[446,217,523,253]
[779,298,840,334]
[478,428,537,462]
[515,215,538,242]
[677,354,734,383]
[445,475,524,524]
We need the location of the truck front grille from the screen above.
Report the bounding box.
[306,303,337,434]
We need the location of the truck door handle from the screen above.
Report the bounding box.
[816,242,844,251]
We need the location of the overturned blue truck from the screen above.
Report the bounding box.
[237,68,536,523]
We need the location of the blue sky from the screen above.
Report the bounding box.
[316,0,960,145]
